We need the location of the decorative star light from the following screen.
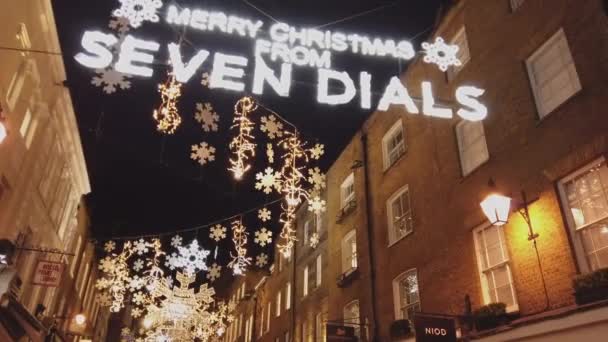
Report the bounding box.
[108,16,131,34]
[209,224,227,242]
[133,259,145,272]
[171,235,182,248]
[309,232,320,248]
[194,102,219,132]
[104,241,116,253]
[190,142,216,165]
[260,115,284,139]
[310,143,325,160]
[92,68,132,94]
[134,239,149,255]
[255,167,282,194]
[254,228,273,247]
[267,143,275,164]
[308,167,326,190]
[422,37,462,72]
[206,263,222,282]
[258,208,272,222]
[309,196,327,214]
[175,240,210,275]
[201,72,210,87]
[255,253,269,268]
[112,0,163,28]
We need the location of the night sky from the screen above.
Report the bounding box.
[52,0,449,243]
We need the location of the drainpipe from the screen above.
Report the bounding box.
[361,133,379,341]
[291,241,297,340]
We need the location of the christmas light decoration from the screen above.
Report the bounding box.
[190,142,216,165]
[258,208,272,222]
[254,228,273,247]
[260,115,284,139]
[153,74,182,134]
[209,224,227,242]
[207,263,222,282]
[108,16,131,34]
[310,143,325,160]
[255,253,269,267]
[91,67,132,94]
[104,241,116,253]
[267,143,275,163]
[194,102,219,132]
[228,97,257,179]
[309,232,320,248]
[228,219,252,275]
[422,37,461,72]
[308,167,326,190]
[201,72,210,87]
[255,167,282,194]
[170,235,182,248]
[308,196,327,214]
[113,0,163,28]
[173,239,210,275]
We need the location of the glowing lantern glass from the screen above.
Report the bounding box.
[480,194,512,226]
[74,314,86,325]
[0,122,7,143]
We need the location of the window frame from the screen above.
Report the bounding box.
[447,26,471,81]
[341,229,358,274]
[382,119,406,170]
[456,120,490,177]
[387,185,414,246]
[473,223,519,312]
[392,268,421,321]
[276,291,282,317]
[525,28,581,119]
[285,282,292,310]
[340,173,355,209]
[343,300,361,338]
[557,157,608,273]
[510,0,526,11]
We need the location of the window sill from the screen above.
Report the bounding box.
[337,267,360,288]
[459,159,490,183]
[534,89,583,127]
[383,152,406,174]
[388,230,414,248]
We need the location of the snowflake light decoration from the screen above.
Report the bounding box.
[260,115,284,139]
[153,74,182,135]
[133,259,145,272]
[190,142,216,165]
[422,37,462,72]
[258,208,272,222]
[255,167,282,194]
[109,16,131,34]
[308,196,327,214]
[112,0,163,28]
[310,143,325,160]
[228,219,252,276]
[195,102,219,132]
[95,292,112,306]
[228,97,257,179]
[255,253,269,268]
[254,228,273,247]
[309,232,320,248]
[207,263,222,282]
[134,239,149,255]
[201,72,210,87]
[171,235,182,248]
[308,167,326,190]
[92,68,132,94]
[209,224,227,242]
[131,307,143,318]
[174,239,210,275]
[104,241,116,253]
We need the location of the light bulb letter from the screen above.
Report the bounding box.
[377,76,419,113]
[360,71,372,109]
[166,5,191,26]
[317,69,356,105]
[114,35,160,77]
[253,57,292,97]
[455,86,488,121]
[422,81,453,118]
[168,43,210,83]
[210,53,249,92]
[270,23,290,43]
[74,31,117,69]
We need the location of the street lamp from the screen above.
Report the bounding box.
[74,313,86,326]
[480,194,511,226]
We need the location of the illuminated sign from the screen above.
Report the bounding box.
[75,3,488,121]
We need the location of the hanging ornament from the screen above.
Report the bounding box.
[310,143,325,160]
[201,72,211,87]
[190,142,216,165]
[173,239,210,275]
[206,263,222,282]
[260,115,284,139]
[228,219,252,276]
[194,102,219,132]
[309,195,327,214]
[267,143,275,164]
[254,228,273,247]
[92,68,132,94]
[112,0,163,28]
[308,167,326,190]
[209,224,227,242]
[170,235,182,248]
[258,208,272,222]
[255,253,269,268]
[153,74,182,135]
[309,232,320,249]
[133,259,145,272]
[421,37,462,72]
[104,241,116,253]
[228,97,257,179]
[255,167,282,194]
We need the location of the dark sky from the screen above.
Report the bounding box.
[52,0,449,241]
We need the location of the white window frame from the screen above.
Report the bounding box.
[456,120,489,176]
[387,185,413,246]
[341,229,358,273]
[303,266,309,297]
[285,282,291,310]
[473,223,519,312]
[447,27,471,81]
[343,300,361,338]
[340,173,355,209]
[316,254,322,287]
[266,301,271,332]
[276,291,282,317]
[510,0,526,11]
[526,28,581,119]
[557,157,608,273]
[392,269,421,321]
[382,119,406,170]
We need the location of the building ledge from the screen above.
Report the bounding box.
[337,268,359,288]
[471,299,608,341]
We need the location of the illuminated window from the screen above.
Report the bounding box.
[558,158,608,272]
[303,265,309,297]
[526,28,581,119]
[510,0,526,11]
[276,291,281,317]
[473,223,518,312]
[382,119,406,170]
[387,185,413,245]
[266,301,271,332]
[447,27,470,81]
[392,269,421,321]
[341,230,358,273]
[285,282,291,310]
[340,173,355,208]
[456,120,489,176]
[343,300,360,338]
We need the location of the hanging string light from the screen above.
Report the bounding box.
[153,73,182,134]
[228,97,257,179]
[228,218,252,275]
